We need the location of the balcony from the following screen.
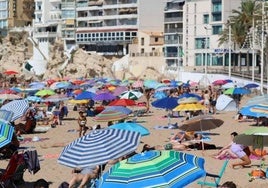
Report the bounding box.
[164,28,183,33]
[34,32,58,39]
[164,17,183,22]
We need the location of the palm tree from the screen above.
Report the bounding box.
[218,0,261,73]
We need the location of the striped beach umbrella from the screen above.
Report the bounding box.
[0,110,14,123]
[93,110,128,122]
[0,121,14,148]
[99,150,205,188]
[58,129,141,168]
[119,90,143,100]
[0,99,29,122]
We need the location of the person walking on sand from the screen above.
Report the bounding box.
[77,111,89,137]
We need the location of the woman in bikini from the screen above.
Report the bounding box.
[77,111,89,137]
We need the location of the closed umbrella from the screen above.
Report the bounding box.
[99,150,205,188]
[58,129,141,168]
[1,99,29,122]
[93,110,128,122]
[0,121,14,148]
[109,122,150,136]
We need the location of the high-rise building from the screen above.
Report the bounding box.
[61,0,164,55]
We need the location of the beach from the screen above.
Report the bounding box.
[1,94,268,188]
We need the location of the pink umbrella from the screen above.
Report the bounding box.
[112,86,128,96]
[132,80,144,88]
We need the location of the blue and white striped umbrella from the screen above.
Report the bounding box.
[0,110,14,123]
[0,121,14,148]
[0,99,29,122]
[58,129,141,168]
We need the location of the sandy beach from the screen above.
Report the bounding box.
[1,94,268,188]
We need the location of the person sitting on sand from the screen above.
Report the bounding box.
[170,131,195,143]
[68,166,99,188]
[213,132,253,169]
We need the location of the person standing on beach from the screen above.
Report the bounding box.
[77,111,88,137]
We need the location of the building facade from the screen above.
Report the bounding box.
[183,0,241,69]
[61,0,164,55]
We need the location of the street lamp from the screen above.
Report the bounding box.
[228,23,232,78]
[260,1,265,94]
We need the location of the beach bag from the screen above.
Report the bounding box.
[250,169,266,179]
[164,143,173,150]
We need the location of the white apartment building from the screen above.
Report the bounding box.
[0,0,8,36]
[183,0,241,69]
[73,0,164,55]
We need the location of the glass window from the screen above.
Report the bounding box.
[203,14,209,24]
[212,14,222,21]
[212,25,222,35]
[212,3,222,12]
[195,38,209,49]
[195,53,202,66]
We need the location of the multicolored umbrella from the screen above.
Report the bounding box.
[58,129,141,168]
[109,122,150,136]
[250,104,268,115]
[93,110,128,122]
[119,90,143,100]
[108,99,136,106]
[173,103,206,112]
[99,150,206,188]
[104,106,132,115]
[0,121,15,148]
[239,104,268,118]
[0,99,29,122]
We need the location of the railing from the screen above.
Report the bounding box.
[129,52,163,57]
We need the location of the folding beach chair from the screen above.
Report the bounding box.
[197,159,229,187]
[0,151,26,187]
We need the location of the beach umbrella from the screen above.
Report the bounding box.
[239,104,268,118]
[108,122,150,136]
[0,89,17,94]
[0,121,15,148]
[68,99,89,104]
[108,99,136,106]
[151,97,179,110]
[223,87,251,95]
[104,106,132,115]
[35,89,55,97]
[3,70,18,75]
[221,82,235,89]
[93,110,128,122]
[0,94,22,100]
[245,94,268,106]
[26,96,43,102]
[234,127,268,152]
[75,91,95,100]
[93,92,116,101]
[244,83,259,89]
[58,129,141,168]
[0,99,29,122]
[178,115,224,132]
[132,80,143,88]
[212,79,227,86]
[99,150,206,188]
[29,82,46,89]
[119,90,143,100]
[173,103,206,112]
[177,93,202,101]
[43,94,70,102]
[112,86,128,96]
[0,110,14,123]
[153,91,167,99]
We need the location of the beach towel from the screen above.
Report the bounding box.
[154,123,179,130]
[20,137,49,144]
[34,126,50,133]
[217,154,263,160]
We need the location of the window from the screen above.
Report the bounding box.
[141,48,144,53]
[212,14,222,22]
[212,3,222,12]
[203,14,209,24]
[155,37,158,42]
[212,25,222,35]
[141,38,144,45]
[195,38,209,49]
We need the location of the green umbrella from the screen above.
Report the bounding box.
[35,89,55,97]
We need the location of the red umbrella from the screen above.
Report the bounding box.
[212,80,227,86]
[3,70,18,75]
[109,99,136,106]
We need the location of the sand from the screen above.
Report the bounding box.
[1,96,268,188]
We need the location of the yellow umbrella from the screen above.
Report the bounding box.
[68,99,89,104]
[173,103,206,111]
